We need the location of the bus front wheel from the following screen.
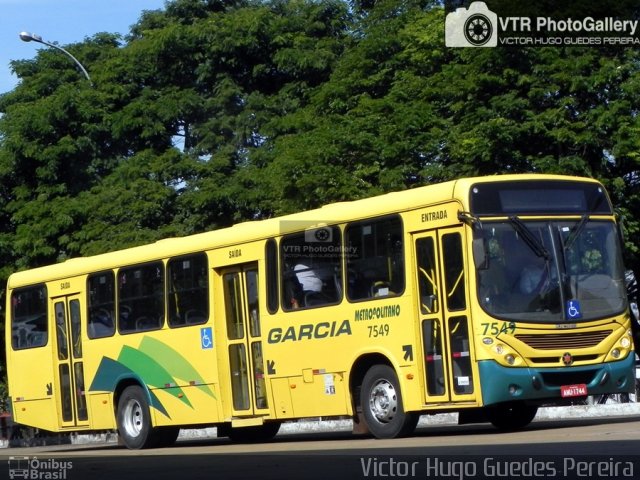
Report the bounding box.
[117,385,158,449]
[361,365,418,439]
[486,401,538,430]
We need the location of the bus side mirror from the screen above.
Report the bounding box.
[473,238,489,270]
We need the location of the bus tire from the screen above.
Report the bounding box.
[361,364,418,439]
[486,401,537,430]
[117,385,158,449]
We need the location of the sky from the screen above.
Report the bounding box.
[0,0,169,94]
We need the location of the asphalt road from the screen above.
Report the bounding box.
[3,415,640,480]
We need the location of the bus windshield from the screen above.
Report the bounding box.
[476,219,627,323]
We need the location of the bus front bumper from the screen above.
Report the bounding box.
[478,354,635,406]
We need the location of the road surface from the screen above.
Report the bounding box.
[3,414,640,480]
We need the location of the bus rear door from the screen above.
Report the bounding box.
[219,262,270,418]
[413,227,478,405]
[51,294,90,428]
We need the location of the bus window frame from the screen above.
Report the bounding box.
[117,261,165,334]
[280,226,343,312]
[167,252,209,328]
[10,284,48,350]
[345,214,406,303]
[265,239,279,314]
[87,270,116,339]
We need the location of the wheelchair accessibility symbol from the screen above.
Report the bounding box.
[200,327,213,349]
[566,300,582,319]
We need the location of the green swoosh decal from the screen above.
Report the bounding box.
[89,336,218,419]
[118,345,192,408]
[139,336,215,398]
[88,356,169,417]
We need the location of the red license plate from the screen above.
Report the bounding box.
[561,384,588,398]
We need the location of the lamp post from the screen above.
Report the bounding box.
[19,31,93,86]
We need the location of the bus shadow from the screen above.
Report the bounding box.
[6,413,640,455]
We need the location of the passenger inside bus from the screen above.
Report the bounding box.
[294,263,323,293]
[283,270,304,309]
[280,226,343,310]
[518,261,545,295]
[504,234,547,296]
[293,263,335,307]
[478,233,545,310]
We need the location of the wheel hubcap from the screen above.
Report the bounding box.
[369,379,398,424]
[122,399,143,437]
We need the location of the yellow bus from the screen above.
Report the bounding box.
[6,174,635,449]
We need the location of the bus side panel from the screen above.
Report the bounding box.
[84,328,222,429]
[87,393,115,430]
[8,349,58,431]
[286,372,348,418]
[151,383,222,427]
[269,378,294,418]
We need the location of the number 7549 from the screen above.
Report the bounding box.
[481,321,516,336]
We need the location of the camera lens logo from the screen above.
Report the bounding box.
[315,228,330,241]
[305,227,333,243]
[464,12,493,45]
[445,2,498,48]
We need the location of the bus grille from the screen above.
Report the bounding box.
[514,330,612,350]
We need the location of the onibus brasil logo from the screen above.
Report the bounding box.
[9,457,72,480]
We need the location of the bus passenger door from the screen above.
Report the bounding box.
[220,262,270,417]
[414,228,477,404]
[52,294,89,428]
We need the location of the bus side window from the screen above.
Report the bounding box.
[87,272,116,339]
[280,226,342,310]
[118,262,165,333]
[266,239,279,314]
[442,233,466,311]
[11,285,48,350]
[168,253,209,327]
[416,237,438,314]
[346,215,405,301]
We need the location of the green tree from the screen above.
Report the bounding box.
[249,4,640,269]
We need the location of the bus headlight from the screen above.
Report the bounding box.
[495,344,505,354]
[611,348,620,359]
[621,337,631,349]
[505,354,516,365]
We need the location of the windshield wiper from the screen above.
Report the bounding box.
[563,214,588,251]
[507,216,551,260]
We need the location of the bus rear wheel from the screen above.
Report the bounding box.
[486,401,538,430]
[361,365,418,439]
[117,385,159,449]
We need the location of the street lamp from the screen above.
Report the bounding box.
[19,31,93,86]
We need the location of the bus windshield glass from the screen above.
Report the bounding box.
[476,219,626,323]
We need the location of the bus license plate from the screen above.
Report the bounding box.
[560,384,587,398]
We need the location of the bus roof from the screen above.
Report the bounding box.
[7,173,603,288]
